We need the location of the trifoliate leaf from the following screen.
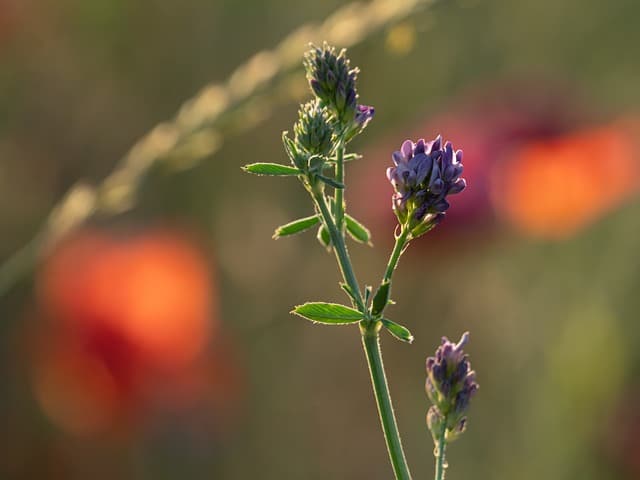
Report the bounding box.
[291,302,364,324]
[273,215,320,238]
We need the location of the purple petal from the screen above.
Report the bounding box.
[430,178,445,195]
[429,160,441,185]
[443,142,454,165]
[392,151,405,166]
[443,164,456,182]
[431,134,442,152]
[457,332,470,349]
[386,166,396,182]
[432,199,450,212]
[448,178,466,195]
[401,140,414,159]
[415,153,433,185]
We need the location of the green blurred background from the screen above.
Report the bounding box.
[1,0,640,478]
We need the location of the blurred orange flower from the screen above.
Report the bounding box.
[30,228,241,436]
[493,123,640,239]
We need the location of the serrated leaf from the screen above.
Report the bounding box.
[273,215,320,238]
[242,163,301,176]
[317,224,331,250]
[381,318,414,343]
[371,281,391,316]
[291,302,364,324]
[346,214,372,245]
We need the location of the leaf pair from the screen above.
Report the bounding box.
[291,302,413,343]
[272,213,371,245]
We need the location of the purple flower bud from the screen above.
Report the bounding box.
[386,134,466,237]
[355,105,375,127]
[343,104,375,144]
[425,332,478,443]
[303,43,359,123]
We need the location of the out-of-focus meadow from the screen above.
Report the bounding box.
[1,0,640,478]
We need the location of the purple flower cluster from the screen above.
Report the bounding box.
[387,136,466,230]
[304,43,358,123]
[426,332,478,442]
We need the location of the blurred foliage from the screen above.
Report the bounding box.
[1,0,640,479]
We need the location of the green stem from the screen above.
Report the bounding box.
[313,192,364,311]
[361,322,413,480]
[383,227,410,284]
[334,142,345,231]
[313,191,412,479]
[434,419,447,480]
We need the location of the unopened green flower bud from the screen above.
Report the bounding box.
[294,100,335,156]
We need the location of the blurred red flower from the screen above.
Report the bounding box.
[493,121,639,239]
[30,228,243,436]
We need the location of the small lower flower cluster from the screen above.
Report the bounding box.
[426,332,479,444]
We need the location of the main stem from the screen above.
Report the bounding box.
[313,191,412,479]
[313,191,363,310]
[361,322,413,480]
[334,142,345,231]
[434,421,447,480]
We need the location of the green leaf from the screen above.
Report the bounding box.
[327,152,362,163]
[343,152,362,162]
[381,318,414,343]
[364,285,373,304]
[317,224,331,250]
[340,282,358,303]
[346,214,372,245]
[316,174,344,189]
[371,281,391,316]
[242,163,301,176]
[282,131,306,170]
[282,131,297,159]
[273,215,320,238]
[291,302,365,324]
